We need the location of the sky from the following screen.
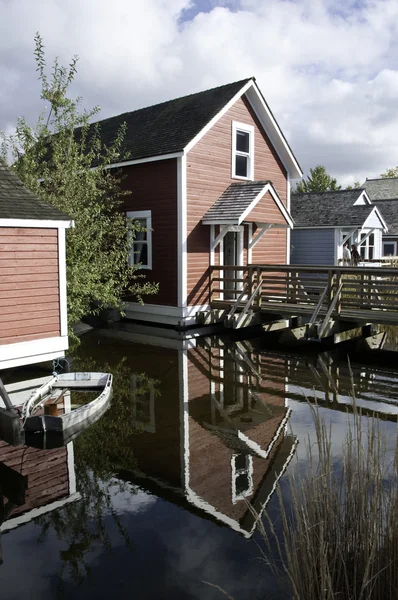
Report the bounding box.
[1,0,398,186]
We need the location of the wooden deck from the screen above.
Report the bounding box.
[209,264,398,329]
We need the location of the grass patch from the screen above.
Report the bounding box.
[259,397,398,599]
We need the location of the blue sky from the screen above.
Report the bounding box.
[1,0,398,184]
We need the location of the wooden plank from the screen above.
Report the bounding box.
[0,309,60,324]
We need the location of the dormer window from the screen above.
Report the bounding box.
[232,122,254,180]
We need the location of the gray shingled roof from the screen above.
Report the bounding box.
[363,178,398,200]
[0,161,71,221]
[373,199,398,235]
[88,78,252,165]
[291,189,377,227]
[202,181,273,223]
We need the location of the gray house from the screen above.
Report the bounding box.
[291,189,387,265]
[363,178,398,256]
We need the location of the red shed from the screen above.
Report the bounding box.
[0,161,73,370]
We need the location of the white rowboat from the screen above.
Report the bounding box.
[22,372,113,434]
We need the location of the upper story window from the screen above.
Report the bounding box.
[126,210,152,269]
[232,121,254,180]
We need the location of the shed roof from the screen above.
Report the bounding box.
[363,178,398,200]
[202,180,293,227]
[291,189,377,227]
[0,161,71,222]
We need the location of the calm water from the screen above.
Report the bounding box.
[1,326,398,599]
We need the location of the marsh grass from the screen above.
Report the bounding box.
[258,399,398,599]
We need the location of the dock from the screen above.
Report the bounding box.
[198,264,398,343]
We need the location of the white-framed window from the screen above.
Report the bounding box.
[232,121,254,180]
[359,231,375,260]
[383,241,397,256]
[231,453,253,503]
[126,210,152,269]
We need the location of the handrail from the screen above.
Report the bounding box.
[236,283,262,328]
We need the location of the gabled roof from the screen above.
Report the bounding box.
[291,189,386,229]
[363,177,398,200]
[373,199,398,235]
[202,181,294,227]
[89,78,302,178]
[0,161,71,223]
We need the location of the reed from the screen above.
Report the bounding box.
[259,399,398,599]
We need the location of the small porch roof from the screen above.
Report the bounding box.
[202,180,294,228]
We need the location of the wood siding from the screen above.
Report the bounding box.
[186,95,288,306]
[0,440,69,518]
[291,228,335,265]
[120,159,178,307]
[0,227,60,345]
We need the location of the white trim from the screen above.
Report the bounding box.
[245,84,302,179]
[210,224,215,265]
[184,81,253,154]
[247,223,253,263]
[231,121,254,180]
[123,301,210,326]
[248,223,273,250]
[0,336,68,370]
[364,206,388,233]
[177,156,188,308]
[104,152,183,170]
[0,219,73,228]
[58,228,68,336]
[239,182,294,228]
[353,190,372,205]
[183,79,301,179]
[287,173,291,264]
[126,210,152,269]
[1,493,81,532]
[211,224,233,251]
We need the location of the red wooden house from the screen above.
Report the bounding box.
[0,161,73,370]
[96,77,302,327]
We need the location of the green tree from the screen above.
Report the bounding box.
[0,34,158,339]
[346,181,361,190]
[295,165,341,193]
[381,166,398,178]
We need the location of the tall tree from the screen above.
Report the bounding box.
[0,34,157,339]
[381,166,398,178]
[295,165,341,193]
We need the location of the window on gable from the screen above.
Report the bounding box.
[127,210,152,269]
[232,122,254,180]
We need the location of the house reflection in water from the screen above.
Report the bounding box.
[109,329,297,538]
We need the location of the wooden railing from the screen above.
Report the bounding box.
[210,264,398,319]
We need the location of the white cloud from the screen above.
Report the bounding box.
[1,0,398,184]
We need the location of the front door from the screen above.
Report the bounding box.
[223,229,243,299]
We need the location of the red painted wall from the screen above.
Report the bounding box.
[119,159,178,307]
[0,227,61,345]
